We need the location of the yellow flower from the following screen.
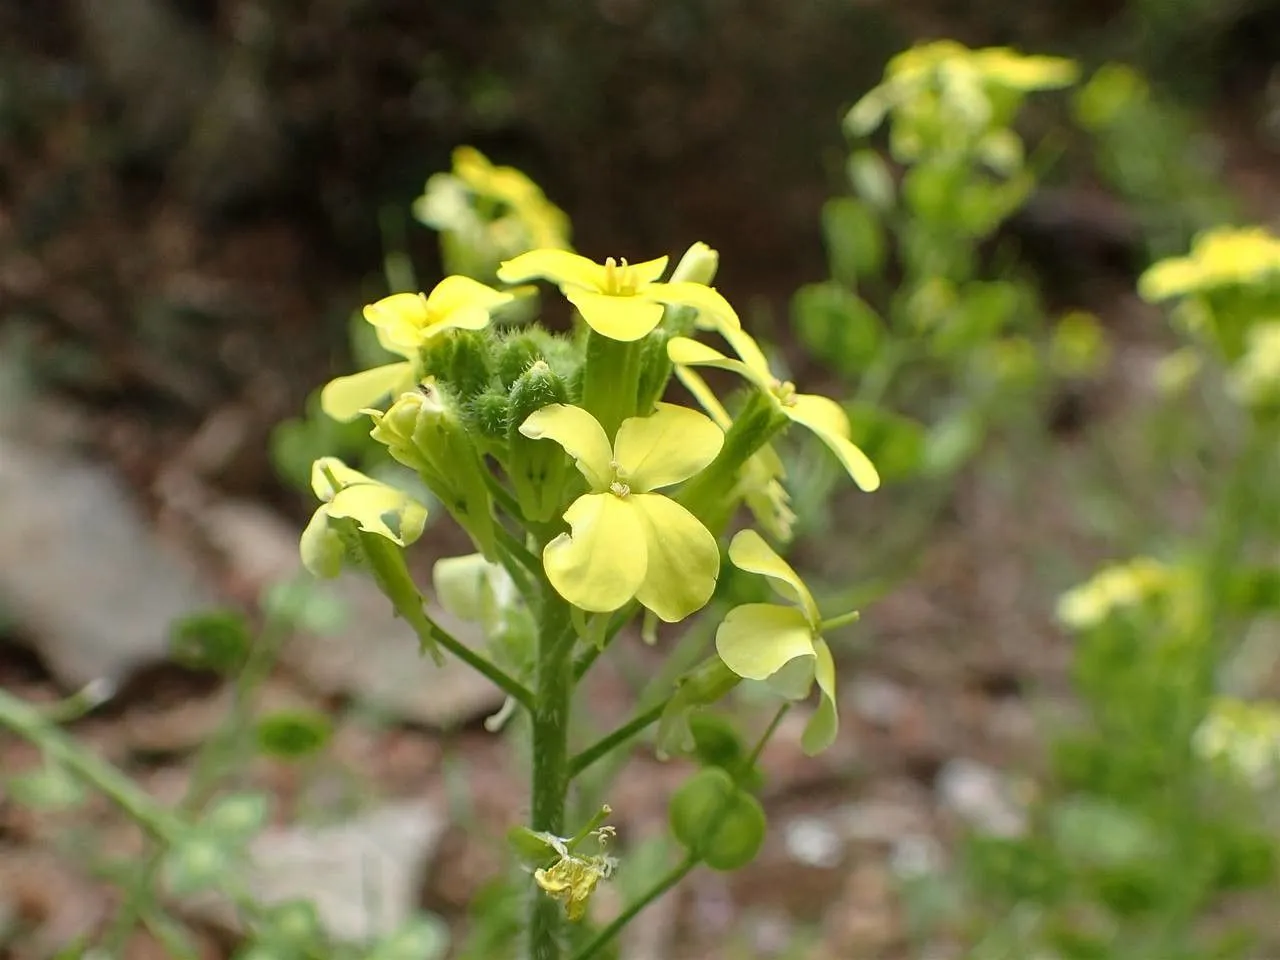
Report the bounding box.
[299,457,428,578]
[320,276,513,422]
[667,329,881,492]
[1055,557,1177,630]
[1194,697,1280,787]
[519,403,724,621]
[847,41,1076,136]
[497,249,740,342]
[1139,227,1280,302]
[716,530,840,755]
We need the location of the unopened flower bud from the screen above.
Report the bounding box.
[507,360,572,522]
[671,241,720,286]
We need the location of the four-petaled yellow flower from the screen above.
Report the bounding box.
[667,328,881,492]
[299,457,428,579]
[519,402,724,621]
[320,276,513,423]
[716,530,840,755]
[497,249,741,343]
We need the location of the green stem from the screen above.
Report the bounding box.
[529,588,576,960]
[677,390,790,533]
[0,689,181,841]
[580,331,642,439]
[819,610,862,633]
[572,703,791,960]
[569,856,698,960]
[569,700,668,776]
[572,602,639,681]
[364,536,535,709]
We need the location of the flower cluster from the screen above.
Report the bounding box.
[846,41,1077,163]
[301,239,878,752]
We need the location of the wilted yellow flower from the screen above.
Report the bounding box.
[1139,227,1280,302]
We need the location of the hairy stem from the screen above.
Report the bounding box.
[0,689,180,842]
[529,588,575,960]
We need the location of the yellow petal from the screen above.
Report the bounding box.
[727,529,819,625]
[673,366,732,429]
[627,256,671,285]
[299,507,345,578]
[519,404,614,491]
[716,603,816,680]
[326,484,428,546]
[497,249,606,290]
[644,281,741,332]
[613,403,724,492]
[666,337,771,392]
[566,288,666,341]
[309,456,377,501]
[786,394,881,492]
[319,362,415,423]
[721,326,772,377]
[363,293,431,350]
[631,494,720,622]
[543,494,647,613]
[423,275,513,331]
[800,639,839,755]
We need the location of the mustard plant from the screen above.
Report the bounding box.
[299,145,878,957]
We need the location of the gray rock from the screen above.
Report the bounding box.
[935,758,1027,838]
[0,438,217,687]
[183,800,446,943]
[200,500,506,728]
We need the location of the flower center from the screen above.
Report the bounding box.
[609,480,631,498]
[771,379,799,407]
[602,257,640,296]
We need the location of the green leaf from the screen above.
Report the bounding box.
[791,282,883,377]
[169,608,252,674]
[162,832,233,896]
[204,792,271,842]
[920,409,985,478]
[846,149,895,212]
[7,760,86,811]
[255,710,333,760]
[821,197,886,287]
[259,899,324,951]
[668,768,766,870]
[1049,796,1159,869]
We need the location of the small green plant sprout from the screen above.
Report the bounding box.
[299,224,878,958]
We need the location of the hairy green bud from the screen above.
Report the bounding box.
[507,359,573,522]
[421,330,493,400]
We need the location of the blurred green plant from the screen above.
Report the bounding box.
[0,579,450,960]
[920,225,1280,959]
